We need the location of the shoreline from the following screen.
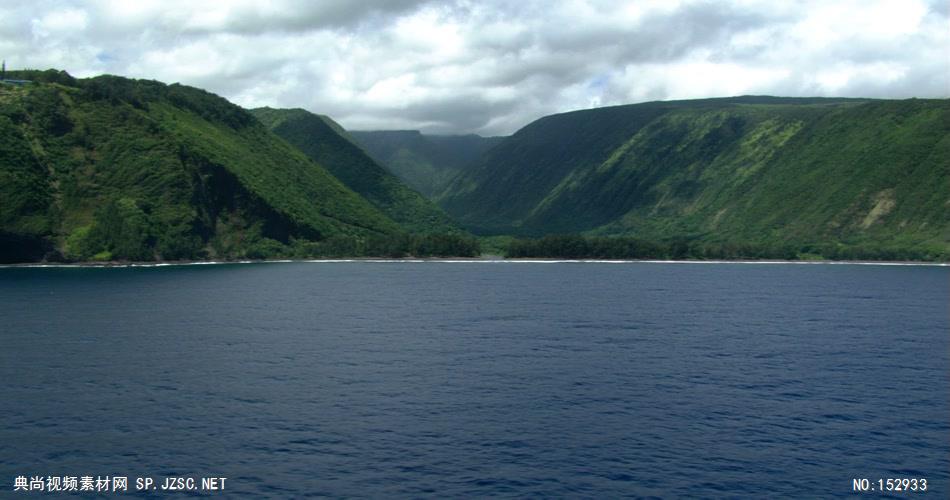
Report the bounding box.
[1,257,947,268]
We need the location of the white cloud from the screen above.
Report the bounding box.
[31,7,89,38]
[1,0,945,135]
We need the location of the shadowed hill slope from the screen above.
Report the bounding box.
[349,130,504,198]
[439,96,949,258]
[251,107,458,233]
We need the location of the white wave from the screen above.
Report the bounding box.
[2,258,946,269]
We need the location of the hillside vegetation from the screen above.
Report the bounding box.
[439,97,950,259]
[0,71,477,263]
[349,130,504,198]
[250,108,458,233]
[3,72,944,263]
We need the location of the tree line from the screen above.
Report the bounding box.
[505,234,946,262]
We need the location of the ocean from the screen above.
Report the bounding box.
[1,261,947,497]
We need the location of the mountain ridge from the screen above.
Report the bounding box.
[439,96,949,258]
[349,129,504,198]
[2,70,945,262]
[0,70,471,263]
[250,107,459,234]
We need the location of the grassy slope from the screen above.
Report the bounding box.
[349,130,504,198]
[0,71,399,262]
[251,107,458,233]
[440,97,950,256]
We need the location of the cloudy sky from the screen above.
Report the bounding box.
[2,0,948,135]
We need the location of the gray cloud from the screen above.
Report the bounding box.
[1,0,945,135]
[175,0,435,35]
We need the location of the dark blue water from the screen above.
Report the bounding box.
[0,262,947,498]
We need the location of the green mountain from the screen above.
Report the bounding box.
[3,73,945,263]
[440,96,950,259]
[349,130,504,198]
[0,70,409,263]
[250,107,458,233]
